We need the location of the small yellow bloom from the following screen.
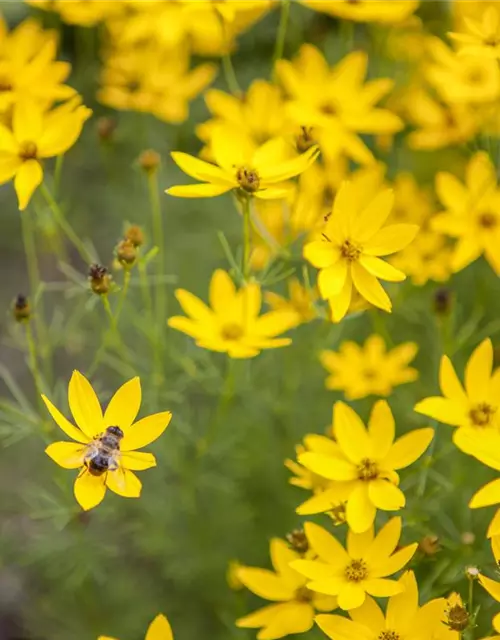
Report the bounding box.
[303,181,418,321]
[166,128,318,199]
[449,5,500,59]
[433,152,500,275]
[414,338,500,452]
[265,278,318,328]
[316,571,451,640]
[320,334,418,400]
[0,98,91,210]
[299,401,434,532]
[443,592,469,634]
[291,518,417,610]
[168,269,297,358]
[98,613,173,640]
[298,0,419,23]
[478,538,500,637]
[43,371,172,511]
[236,538,337,640]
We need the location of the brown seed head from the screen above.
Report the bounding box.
[116,238,137,267]
[446,604,469,632]
[13,294,30,322]
[88,264,111,295]
[96,116,117,142]
[286,529,309,554]
[138,149,161,173]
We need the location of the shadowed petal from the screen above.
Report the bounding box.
[106,466,142,498]
[45,442,86,469]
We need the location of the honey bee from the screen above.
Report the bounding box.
[84,425,124,476]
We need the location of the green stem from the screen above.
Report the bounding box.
[218,13,241,95]
[25,322,44,413]
[242,196,251,281]
[54,154,65,198]
[468,577,475,639]
[115,269,131,326]
[102,295,116,331]
[197,358,235,457]
[138,260,154,319]
[147,171,166,322]
[40,182,93,264]
[272,0,291,79]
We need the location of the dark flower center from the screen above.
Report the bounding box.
[19,141,38,161]
[340,239,361,261]
[357,458,379,481]
[478,212,497,229]
[378,632,400,640]
[221,323,244,341]
[236,167,260,193]
[446,604,469,632]
[469,402,496,427]
[344,559,368,582]
[295,586,314,602]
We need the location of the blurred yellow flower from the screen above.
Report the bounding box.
[320,334,419,400]
[449,5,500,59]
[43,372,172,511]
[98,613,173,640]
[27,0,125,26]
[303,181,418,321]
[441,592,469,636]
[298,0,419,23]
[299,401,433,532]
[227,559,245,591]
[276,46,403,164]
[391,230,454,286]
[236,537,337,640]
[433,152,500,275]
[0,98,91,210]
[168,269,297,358]
[316,571,450,640]
[167,128,318,199]
[291,518,417,609]
[265,278,318,327]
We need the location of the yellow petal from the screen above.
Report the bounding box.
[368,400,394,459]
[303,241,339,269]
[365,517,402,564]
[256,601,314,639]
[337,584,365,610]
[364,578,403,598]
[470,478,500,508]
[382,428,434,470]
[346,594,384,629]
[210,269,236,313]
[358,255,406,282]
[290,560,333,582]
[270,539,302,588]
[236,603,283,629]
[368,479,405,510]
[68,370,104,438]
[0,156,21,183]
[439,355,466,400]
[346,485,376,533]
[465,338,493,401]
[166,183,232,198]
[318,261,348,299]
[316,614,372,640]
[435,172,467,211]
[104,377,141,430]
[14,159,43,211]
[479,574,500,603]
[488,509,500,538]
[303,522,350,567]
[120,451,156,471]
[329,274,353,323]
[351,262,391,312]
[45,442,86,469]
[371,543,418,578]
[106,466,142,498]
[236,567,295,601]
[386,571,419,629]
[41,394,89,443]
[167,316,207,340]
[74,468,106,511]
[121,411,172,451]
[363,224,419,257]
[13,101,43,142]
[175,289,214,322]
[258,146,319,183]
[353,189,394,242]
[145,614,173,640]
[170,151,234,185]
[299,452,357,481]
[333,401,371,463]
[413,397,466,426]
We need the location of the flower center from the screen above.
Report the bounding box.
[467,68,484,84]
[363,367,377,380]
[378,632,400,640]
[344,559,368,582]
[221,323,244,341]
[327,502,347,526]
[295,586,314,602]
[321,103,337,116]
[478,212,497,229]
[236,167,260,193]
[485,35,500,47]
[357,458,379,481]
[469,402,496,427]
[0,77,12,92]
[19,141,38,161]
[340,239,361,261]
[446,604,469,632]
[296,126,316,153]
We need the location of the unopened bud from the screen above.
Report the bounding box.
[286,529,309,554]
[445,595,469,632]
[138,149,161,173]
[434,287,453,315]
[125,225,145,248]
[116,238,137,268]
[13,294,30,322]
[97,116,117,143]
[461,531,475,546]
[418,535,440,556]
[88,264,111,295]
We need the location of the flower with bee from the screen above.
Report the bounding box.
[43,371,172,510]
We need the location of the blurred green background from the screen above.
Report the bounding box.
[1,1,500,638]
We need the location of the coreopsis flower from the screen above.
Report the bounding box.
[298,0,419,23]
[27,0,125,26]
[168,269,297,358]
[449,5,500,59]
[299,401,434,532]
[442,592,469,635]
[0,98,91,210]
[319,335,418,400]
[316,571,451,640]
[276,46,403,165]
[414,338,500,454]
[291,518,417,610]
[425,38,500,105]
[236,538,337,640]
[166,127,318,199]
[433,152,500,275]
[303,181,419,321]
[265,278,318,328]
[43,371,172,511]
[98,613,173,640]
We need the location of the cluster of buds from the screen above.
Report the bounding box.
[115,224,146,270]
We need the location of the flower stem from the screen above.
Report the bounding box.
[147,171,166,321]
[218,12,241,95]
[54,154,65,198]
[115,269,131,326]
[242,196,252,281]
[468,578,475,639]
[272,0,291,79]
[25,322,44,413]
[102,295,116,331]
[197,358,235,457]
[40,182,93,264]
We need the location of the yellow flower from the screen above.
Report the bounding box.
[478,538,500,637]
[316,571,450,640]
[299,401,434,532]
[298,0,419,23]
[276,47,403,165]
[98,613,173,640]
[236,538,337,640]
[303,181,418,321]
[291,518,417,610]
[43,371,172,511]
[265,278,318,327]
[425,37,500,105]
[442,592,469,635]
[390,230,454,286]
[0,98,91,210]
[166,127,318,199]
[433,152,500,275]
[414,338,500,453]
[320,334,418,400]
[168,269,297,358]
[28,0,125,27]
[449,5,500,59]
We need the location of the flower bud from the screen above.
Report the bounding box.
[116,238,137,268]
[13,294,30,322]
[88,264,111,295]
[286,529,309,554]
[125,225,145,248]
[96,116,117,143]
[418,535,440,556]
[138,149,161,174]
[434,287,453,315]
